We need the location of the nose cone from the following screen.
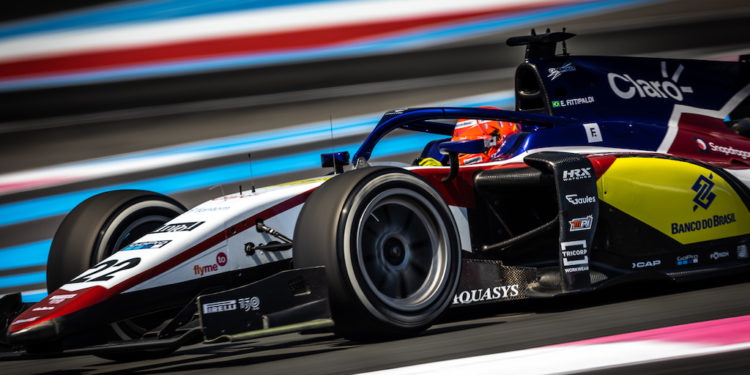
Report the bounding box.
[7,317,60,344]
[6,287,105,346]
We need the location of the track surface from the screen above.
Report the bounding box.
[4,276,750,374]
[3,0,750,373]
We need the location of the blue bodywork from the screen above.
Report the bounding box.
[351,49,748,165]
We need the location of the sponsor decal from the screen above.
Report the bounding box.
[565,266,589,273]
[560,240,589,273]
[456,119,477,128]
[216,252,228,266]
[583,122,602,143]
[547,62,576,80]
[632,260,661,269]
[48,294,76,304]
[738,244,749,259]
[190,206,230,213]
[11,317,38,325]
[152,221,204,233]
[695,138,708,152]
[671,213,736,234]
[194,263,218,276]
[608,61,692,101]
[202,300,237,314]
[239,296,261,311]
[569,215,593,232]
[562,168,592,181]
[692,174,716,211]
[710,251,729,260]
[462,155,483,165]
[552,96,595,108]
[32,306,55,311]
[122,240,171,251]
[565,194,596,205]
[194,252,228,276]
[452,285,520,305]
[708,142,750,159]
[676,254,698,266]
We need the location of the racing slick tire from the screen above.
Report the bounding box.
[294,167,461,341]
[47,190,186,360]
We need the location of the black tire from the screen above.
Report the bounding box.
[731,118,750,137]
[294,167,461,340]
[47,189,186,360]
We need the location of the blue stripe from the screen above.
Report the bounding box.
[21,290,47,303]
[0,240,52,270]
[0,0,660,93]
[0,93,513,228]
[70,92,512,164]
[0,0,341,39]
[0,94,513,297]
[0,133,448,227]
[0,272,45,289]
[0,133,447,291]
[0,289,48,303]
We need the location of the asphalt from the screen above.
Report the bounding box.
[3,274,750,374]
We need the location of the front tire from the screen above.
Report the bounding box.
[47,190,186,360]
[294,167,461,340]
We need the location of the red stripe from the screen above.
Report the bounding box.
[0,2,564,80]
[10,188,314,332]
[0,177,77,194]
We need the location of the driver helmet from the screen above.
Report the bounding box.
[451,107,521,165]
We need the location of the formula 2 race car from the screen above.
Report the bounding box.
[3,30,750,360]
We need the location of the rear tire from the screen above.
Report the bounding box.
[294,167,460,340]
[47,190,186,360]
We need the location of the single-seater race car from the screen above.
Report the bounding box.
[3,30,750,359]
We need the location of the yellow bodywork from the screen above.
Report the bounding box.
[598,157,750,244]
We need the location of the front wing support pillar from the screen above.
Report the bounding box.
[525,152,599,292]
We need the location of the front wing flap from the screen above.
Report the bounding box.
[197,266,332,343]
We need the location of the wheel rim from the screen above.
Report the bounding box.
[356,188,450,312]
[108,214,174,339]
[94,200,184,340]
[110,215,173,254]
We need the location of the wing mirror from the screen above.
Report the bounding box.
[321,151,350,174]
[438,139,486,182]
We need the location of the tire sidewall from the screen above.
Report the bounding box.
[337,169,461,329]
[47,190,185,292]
[92,199,186,264]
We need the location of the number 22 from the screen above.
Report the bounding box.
[69,258,141,284]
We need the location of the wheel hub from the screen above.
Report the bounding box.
[383,235,408,267]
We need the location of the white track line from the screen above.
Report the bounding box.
[0,0,578,62]
[0,91,514,195]
[361,341,750,375]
